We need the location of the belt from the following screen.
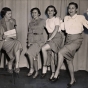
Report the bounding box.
[33,33,43,35]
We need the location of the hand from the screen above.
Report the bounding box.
[47,39,51,42]
[27,43,32,48]
[10,36,17,40]
[3,35,7,40]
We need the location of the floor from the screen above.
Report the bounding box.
[0,68,88,88]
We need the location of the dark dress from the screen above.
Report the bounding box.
[0,18,22,59]
[26,18,45,59]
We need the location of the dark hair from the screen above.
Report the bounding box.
[30,7,41,16]
[68,2,78,9]
[1,7,11,18]
[45,5,57,17]
[67,2,78,15]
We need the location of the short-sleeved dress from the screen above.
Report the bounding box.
[46,17,64,53]
[0,18,22,59]
[26,18,45,59]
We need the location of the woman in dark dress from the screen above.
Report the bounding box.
[0,7,22,73]
[25,8,45,78]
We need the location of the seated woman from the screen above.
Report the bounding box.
[41,5,64,80]
[0,7,22,73]
[25,8,45,78]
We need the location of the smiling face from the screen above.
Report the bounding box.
[5,11,12,20]
[31,9,39,19]
[47,7,55,18]
[68,4,77,17]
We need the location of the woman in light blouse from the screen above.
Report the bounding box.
[41,5,64,80]
[51,2,88,88]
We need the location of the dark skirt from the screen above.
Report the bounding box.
[2,39,22,59]
[48,32,64,53]
[60,33,83,60]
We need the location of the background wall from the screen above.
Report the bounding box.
[0,0,88,71]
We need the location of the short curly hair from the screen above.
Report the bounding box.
[45,5,57,17]
[68,2,78,9]
[30,7,41,16]
[1,7,11,18]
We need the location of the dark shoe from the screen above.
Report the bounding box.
[51,75,60,82]
[33,72,39,79]
[67,81,76,88]
[7,69,13,74]
[49,72,55,81]
[41,65,47,78]
[41,73,47,78]
[14,68,20,73]
[27,68,34,77]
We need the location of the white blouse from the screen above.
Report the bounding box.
[46,16,61,33]
[63,14,88,34]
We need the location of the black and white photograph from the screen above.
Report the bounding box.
[0,0,88,88]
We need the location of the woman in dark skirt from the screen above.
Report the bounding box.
[51,2,88,88]
[41,5,64,80]
[25,8,45,78]
[0,7,22,73]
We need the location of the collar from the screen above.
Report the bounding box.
[69,14,77,19]
[48,16,55,20]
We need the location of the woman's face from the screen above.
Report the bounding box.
[5,11,12,20]
[47,7,55,18]
[68,4,77,17]
[32,10,39,19]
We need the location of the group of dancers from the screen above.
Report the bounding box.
[0,2,88,88]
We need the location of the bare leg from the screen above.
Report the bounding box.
[47,51,52,71]
[42,44,51,74]
[54,52,64,78]
[27,54,34,76]
[15,50,20,68]
[14,49,21,73]
[33,56,38,78]
[66,60,76,84]
[50,52,55,79]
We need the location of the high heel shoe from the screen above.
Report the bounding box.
[41,73,47,78]
[7,62,13,74]
[49,72,55,81]
[27,68,34,77]
[33,71,39,79]
[14,67,20,73]
[51,75,60,82]
[67,80,76,88]
[41,65,47,78]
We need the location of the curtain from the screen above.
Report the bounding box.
[0,0,88,71]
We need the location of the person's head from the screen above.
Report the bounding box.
[1,7,12,20]
[45,5,57,18]
[67,2,78,16]
[30,8,41,19]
